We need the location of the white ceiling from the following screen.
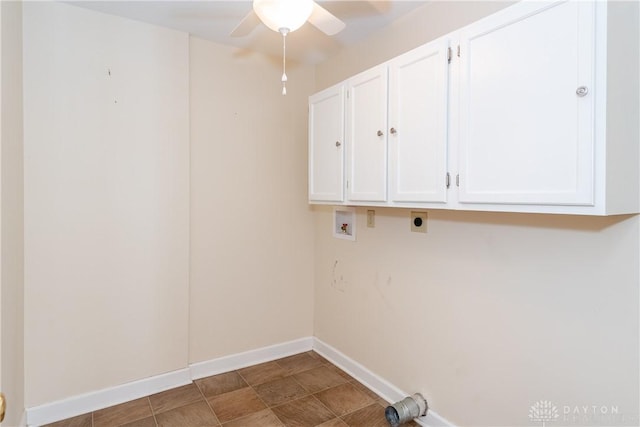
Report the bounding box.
[69,1,429,64]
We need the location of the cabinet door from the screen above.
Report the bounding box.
[309,84,345,202]
[346,65,388,202]
[388,40,449,203]
[458,1,596,206]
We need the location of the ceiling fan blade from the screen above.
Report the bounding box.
[230,9,261,37]
[308,2,345,36]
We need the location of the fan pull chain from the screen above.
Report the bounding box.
[280,28,289,95]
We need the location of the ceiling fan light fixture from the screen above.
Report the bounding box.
[253,0,314,33]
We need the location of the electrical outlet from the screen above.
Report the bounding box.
[367,210,375,228]
[411,211,427,233]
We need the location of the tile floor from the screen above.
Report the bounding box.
[44,351,419,427]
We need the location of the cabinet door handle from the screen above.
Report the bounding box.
[576,86,588,97]
[335,141,341,147]
[390,127,397,135]
[377,130,384,137]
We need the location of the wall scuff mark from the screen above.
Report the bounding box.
[331,260,346,292]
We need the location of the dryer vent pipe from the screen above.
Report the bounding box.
[384,393,428,427]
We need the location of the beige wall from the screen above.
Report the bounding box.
[313,2,639,426]
[1,1,25,425]
[19,1,317,410]
[189,37,315,363]
[314,208,639,426]
[23,2,190,407]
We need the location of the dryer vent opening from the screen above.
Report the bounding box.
[384,393,428,426]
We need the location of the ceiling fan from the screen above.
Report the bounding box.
[230,0,346,95]
[230,0,346,39]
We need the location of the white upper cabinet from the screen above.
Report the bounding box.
[308,1,639,215]
[388,40,449,204]
[345,65,389,202]
[345,39,450,205]
[453,0,639,215]
[457,1,596,207]
[308,84,345,202]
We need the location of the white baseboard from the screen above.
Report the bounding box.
[26,368,191,427]
[189,337,314,379]
[26,336,453,427]
[312,338,455,427]
[26,337,313,426]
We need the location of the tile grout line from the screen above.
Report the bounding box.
[309,393,343,423]
[147,397,159,427]
[194,377,223,426]
[298,354,372,424]
[313,375,384,423]
[238,368,286,426]
[237,355,339,425]
[270,356,350,426]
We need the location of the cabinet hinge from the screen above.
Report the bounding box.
[447,47,452,64]
[346,180,349,189]
[446,172,451,188]
[456,174,460,187]
[457,45,461,57]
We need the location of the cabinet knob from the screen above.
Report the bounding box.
[0,392,5,423]
[576,86,588,97]
[390,127,397,135]
[335,141,341,147]
[377,130,384,137]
